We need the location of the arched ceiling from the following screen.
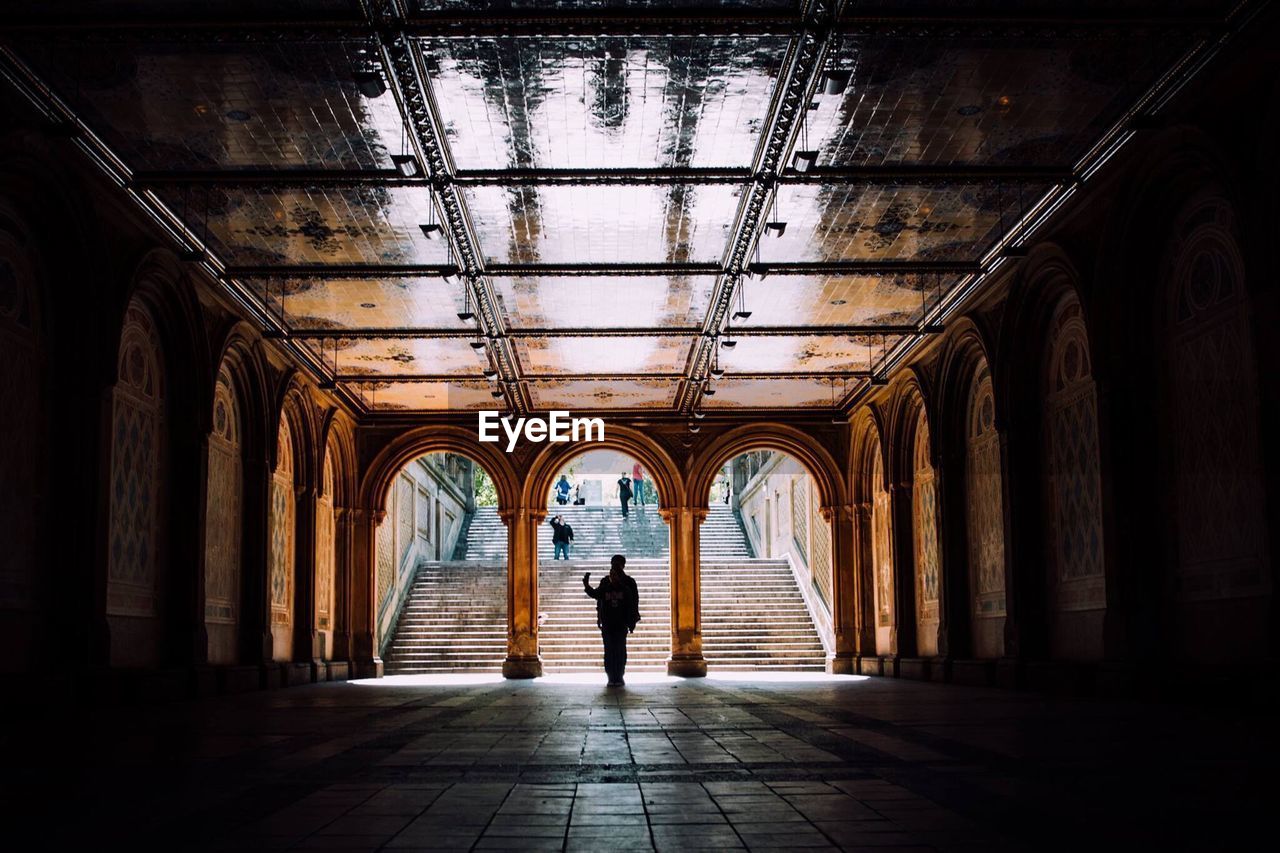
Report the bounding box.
[0,0,1247,416]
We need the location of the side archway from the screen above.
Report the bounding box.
[850,407,894,659]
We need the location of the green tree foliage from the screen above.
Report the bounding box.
[473,466,498,507]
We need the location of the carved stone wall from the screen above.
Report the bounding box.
[966,367,1006,658]
[204,366,242,665]
[269,417,295,662]
[107,300,166,667]
[1162,200,1269,659]
[912,409,940,657]
[1043,296,1106,659]
[870,441,894,655]
[316,453,336,658]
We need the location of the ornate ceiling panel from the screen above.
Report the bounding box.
[154,186,452,266]
[493,275,714,329]
[255,277,471,330]
[422,35,786,170]
[805,35,1187,167]
[0,0,1235,415]
[19,40,402,171]
[758,182,1048,263]
[527,378,679,410]
[514,335,690,375]
[344,379,496,411]
[715,333,902,374]
[702,376,843,408]
[305,336,486,376]
[734,274,938,328]
[464,183,741,264]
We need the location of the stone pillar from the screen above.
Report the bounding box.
[854,502,877,658]
[350,507,385,678]
[503,506,543,678]
[293,484,320,669]
[245,454,274,666]
[890,481,915,658]
[331,507,353,662]
[664,506,707,677]
[824,504,858,674]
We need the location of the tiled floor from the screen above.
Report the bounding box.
[4,672,1271,851]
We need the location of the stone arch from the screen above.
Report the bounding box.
[1156,192,1269,661]
[936,320,1008,659]
[526,424,685,513]
[105,294,168,667]
[267,379,313,663]
[362,425,520,516]
[850,408,894,656]
[886,376,942,658]
[686,423,844,513]
[203,360,245,665]
[316,411,357,662]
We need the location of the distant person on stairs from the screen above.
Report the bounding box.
[582,555,640,687]
[555,474,572,505]
[617,473,633,518]
[632,462,646,506]
[550,514,574,560]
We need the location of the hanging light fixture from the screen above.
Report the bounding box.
[456,278,475,322]
[419,191,444,240]
[821,69,850,95]
[470,338,486,350]
[732,278,752,321]
[482,368,499,381]
[764,192,786,237]
[353,70,387,99]
[391,154,421,178]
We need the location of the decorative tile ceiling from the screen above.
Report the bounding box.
[1,1,1226,413]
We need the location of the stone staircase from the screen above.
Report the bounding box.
[383,503,826,674]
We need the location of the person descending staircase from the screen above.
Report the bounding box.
[383,503,828,673]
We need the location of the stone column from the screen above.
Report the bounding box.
[293,484,321,669]
[350,507,385,679]
[245,454,274,666]
[664,506,707,677]
[331,507,353,662]
[890,481,915,659]
[824,504,857,674]
[503,506,543,678]
[854,502,877,658]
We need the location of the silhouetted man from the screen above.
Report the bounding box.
[617,473,632,518]
[550,514,573,560]
[582,555,640,687]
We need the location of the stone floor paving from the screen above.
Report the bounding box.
[2,672,1272,851]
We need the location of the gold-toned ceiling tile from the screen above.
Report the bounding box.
[493,276,713,329]
[159,186,450,266]
[255,277,471,330]
[464,184,740,264]
[703,376,838,408]
[422,34,787,170]
[734,274,936,328]
[307,337,485,377]
[342,379,496,411]
[527,378,679,410]
[514,335,690,375]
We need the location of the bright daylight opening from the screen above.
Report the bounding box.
[538,449,672,674]
[378,452,507,675]
[702,451,834,671]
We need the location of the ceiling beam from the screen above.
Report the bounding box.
[334,370,874,383]
[131,165,1070,188]
[681,0,839,414]
[289,324,926,339]
[361,0,528,414]
[223,260,979,279]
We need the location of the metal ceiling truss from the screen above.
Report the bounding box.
[290,325,924,340]
[679,0,840,415]
[0,0,1253,418]
[361,0,528,414]
[132,165,1071,189]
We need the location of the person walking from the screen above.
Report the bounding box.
[582,555,640,687]
[550,514,574,560]
[617,472,632,518]
[554,474,571,506]
[632,461,646,506]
